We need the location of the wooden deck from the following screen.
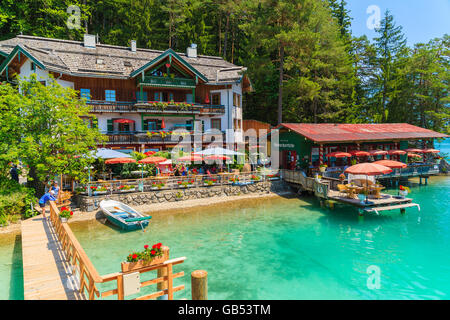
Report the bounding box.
[21,214,85,300]
[327,190,413,208]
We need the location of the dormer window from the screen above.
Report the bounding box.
[96,58,104,65]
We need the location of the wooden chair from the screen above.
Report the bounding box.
[57,191,73,208]
[337,184,349,197]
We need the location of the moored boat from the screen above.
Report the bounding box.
[99,199,151,231]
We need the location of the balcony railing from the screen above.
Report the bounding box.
[138,76,196,88]
[88,100,225,115]
[103,130,227,145]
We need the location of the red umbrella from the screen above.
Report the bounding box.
[138,156,167,164]
[373,160,407,169]
[177,155,203,162]
[144,151,156,156]
[349,150,370,157]
[205,155,231,161]
[161,118,166,129]
[422,149,440,154]
[345,163,392,176]
[405,148,423,153]
[326,151,352,158]
[407,153,422,158]
[388,149,406,155]
[105,157,136,164]
[369,150,388,156]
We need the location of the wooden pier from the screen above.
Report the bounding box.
[21,214,85,300]
[281,169,421,216]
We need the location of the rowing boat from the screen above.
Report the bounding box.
[99,199,151,231]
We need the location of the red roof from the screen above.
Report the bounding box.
[274,123,448,143]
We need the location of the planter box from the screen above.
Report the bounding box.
[120,188,136,193]
[60,217,68,223]
[203,183,216,186]
[94,191,108,195]
[121,249,169,272]
[178,184,194,188]
[151,186,165,190]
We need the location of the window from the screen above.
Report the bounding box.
[233,118,242,130]
[211,119,221,131]
[212,93,221,105]
[80,88,91,101]
[233,93,241,107]
[169,92,174,102]
[105,90,116,102]
[136,91,147,102]
[185,93,193,103]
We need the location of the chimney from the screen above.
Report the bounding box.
[186,43,197,58]
[130,40,137,52]
[83,34,96,48]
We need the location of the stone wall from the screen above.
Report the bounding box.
[75,180,291,212]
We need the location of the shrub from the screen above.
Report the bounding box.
[0,178,36,225]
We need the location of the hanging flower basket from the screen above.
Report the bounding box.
[121,244,169,272]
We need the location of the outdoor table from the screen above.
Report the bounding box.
[346,185,362,199]
[370,185,385,199]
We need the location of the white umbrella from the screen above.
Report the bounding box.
[91,148,132,159]
[193,147,244,156]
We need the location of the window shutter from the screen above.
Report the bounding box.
[143,119,148,131]
[107,119,113,133]
[157,120,162,130]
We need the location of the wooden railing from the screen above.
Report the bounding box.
[49,201,189,300]
[76,170,280,196]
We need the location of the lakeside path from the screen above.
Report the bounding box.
[1,191,295,234]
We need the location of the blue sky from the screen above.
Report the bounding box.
[347,0,450,46]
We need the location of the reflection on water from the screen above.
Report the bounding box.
[0,233,24,300]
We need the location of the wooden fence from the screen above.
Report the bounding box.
[49,201,190,300]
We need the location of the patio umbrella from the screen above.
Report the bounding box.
[407,153,422,158]
[205,155,231,161]
[369,150,388,156]
[405,148,423,153]
[373,160,407,169]
[422,148,440,153]
[349,150,370,157]
[388,149,406,155]
[193,147,244,156]
[326,151,352,158]
[144,151,156,156]
[345,163,392,203]
[91,148,132,159]
[105,157,136,164]
[176,155,203,162]
[138,156,167,164]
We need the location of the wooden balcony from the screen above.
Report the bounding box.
[103,131,226,145]
[88,100,225,115]
[138,75,196,89]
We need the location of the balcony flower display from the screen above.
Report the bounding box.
[178,180,194,188]
[151,181,165,190]
[229,176,240,183]
[59,206,73,222]
[266,173,280,180]
[122,243,167,272]
[251,175,261,181]
[319,164,328,173]
[75,186,87,194]
[119,185,136,192]
[204,179,217,186]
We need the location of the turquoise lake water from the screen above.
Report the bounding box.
[1,154,449,299]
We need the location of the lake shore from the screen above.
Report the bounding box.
[0,191,295,234]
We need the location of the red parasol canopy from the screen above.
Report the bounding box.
[405,148,423,153]
[326,151,352,158]
[113,119,135,124]
[373,160,407,169]
[144,151,156,156]
[138,156,167,164]
[407,153,422,158]
[105,157,136,164]
[205,155,231,161]
[161,118,166,129]
[369,150,388,156]
[344,162,392,176]
[388,149,406,155]
[177,155,203,162]
[349,150,370,157]
[422,148,440,154]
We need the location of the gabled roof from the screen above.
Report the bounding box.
[130,48,207,82]
[274,123,449,143]
[0,35,247,84]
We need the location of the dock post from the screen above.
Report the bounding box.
[425,177,428,185]
[157,246,170,300]
[400,208,406,215]
[191,270,208,300]
[358,209,364,218]
[419,176,422,185]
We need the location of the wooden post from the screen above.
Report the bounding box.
[157,246,170,300]
[117,274,124,300]
[191,270,208,300]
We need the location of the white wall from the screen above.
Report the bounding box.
[19,59,74,89]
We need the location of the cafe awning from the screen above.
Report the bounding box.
[114,119,135,124]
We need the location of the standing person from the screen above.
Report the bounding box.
[51,181,60,203]
[10,164,19,182]
[38,190,56,219]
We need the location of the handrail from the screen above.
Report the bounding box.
[48,201,188,300]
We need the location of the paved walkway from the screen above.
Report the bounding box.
[21,214,85,300]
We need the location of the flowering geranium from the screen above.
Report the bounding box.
[60,206,73,219]
[126,243,164,262]
[204,179,217,185]
[251,175,261,181]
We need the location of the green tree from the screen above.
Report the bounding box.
[0,74,106,195]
